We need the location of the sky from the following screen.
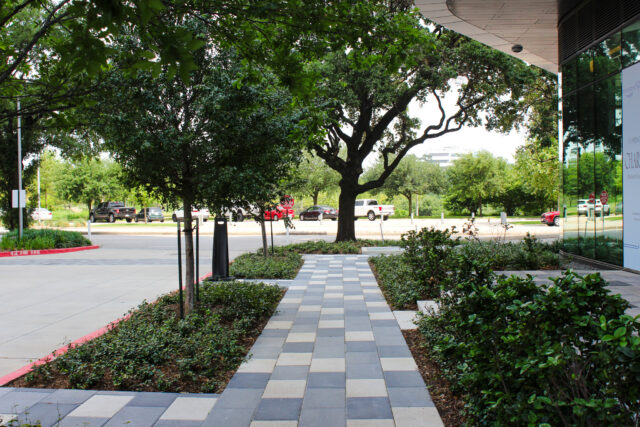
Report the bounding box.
[403,87,529,164]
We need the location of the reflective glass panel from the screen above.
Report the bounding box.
[594,74,623,265]
[622,19,640,67]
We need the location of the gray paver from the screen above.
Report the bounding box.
[0,390,50,413]
[302,388,346,408]
[253,398,303,421]
[227,373,271,389]
[103,406,165,427]
[270,366,309,380]
[347,397,393,419]
[15,402,78,427]
[307,372,346,388]
[40,389,96,405]
[346,363,384,379]
[388,387,434,407]
[58,416,109,427]
[384,371,426,388]
[202,407,254,427]
[299,407,346,427]
[213,389,263,409]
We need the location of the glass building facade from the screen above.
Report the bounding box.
[560,7,640,266]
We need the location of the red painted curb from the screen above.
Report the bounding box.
[0,272,213,386]
[0,245,100,258]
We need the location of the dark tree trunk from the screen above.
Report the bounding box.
[336,183,358,241]
[312,192,319,206]
[404,193,412,217]
[182,198,195,313]
[260,218,268,257]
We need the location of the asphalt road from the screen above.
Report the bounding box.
[0,234,332,379]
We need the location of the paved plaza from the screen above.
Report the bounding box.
[0,250,639,426]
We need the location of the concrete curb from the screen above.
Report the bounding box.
[0,245,99,258]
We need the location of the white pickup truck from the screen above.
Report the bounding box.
[354,199,395,221]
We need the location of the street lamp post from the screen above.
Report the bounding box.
[17,98,23,239]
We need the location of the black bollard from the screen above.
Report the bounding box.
[212,216,230,280]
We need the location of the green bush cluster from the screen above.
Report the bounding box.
[0,229,91,251]
[457,234,560,270]
[25,281,282,392]
[230,251,303,279]
[370,228,460,309]
[402,227,460,293]
[419,262,640,425]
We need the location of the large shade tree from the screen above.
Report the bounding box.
[307,3,554,240]
[91,41,303,313]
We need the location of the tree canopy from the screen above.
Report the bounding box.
[305,3,556,240]
[90,41,304,312]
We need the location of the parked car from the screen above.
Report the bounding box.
[221,206,254,222]
[299,205,338,221]
[577,199,610,216]
[31,207,52,221]
[541,210,560,226]
[135,207,165,222]
[172,207,209,222]
[90,202,136,223]
[264,205,294,221]
[354,199,395,221]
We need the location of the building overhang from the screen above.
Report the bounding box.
[416,0,559,74]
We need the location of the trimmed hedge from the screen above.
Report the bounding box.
[0,229,91,250]
[230,251,303,279]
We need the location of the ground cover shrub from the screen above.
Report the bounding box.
[0,229,91,250]
[456,234,560,270]
[419,260,640,425]
[230,251,303,279]
[369,254,422,309]
[271,239,402,255]
[19,281,282,393]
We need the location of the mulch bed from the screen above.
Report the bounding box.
[403,329,466,427]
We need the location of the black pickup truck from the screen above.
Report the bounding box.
[90,202,136,223]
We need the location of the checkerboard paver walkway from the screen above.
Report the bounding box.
[204,254,443,427]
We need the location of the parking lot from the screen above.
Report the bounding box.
[58,217,562,241]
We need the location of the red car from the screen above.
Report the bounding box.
[541,211,560,226]
[264,205,294,221]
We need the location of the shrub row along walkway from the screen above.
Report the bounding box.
[0,254,443,426]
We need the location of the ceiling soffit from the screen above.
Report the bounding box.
[415,0,559,73]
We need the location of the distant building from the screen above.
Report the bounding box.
[423,152,461,168]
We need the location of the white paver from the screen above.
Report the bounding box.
[159,397,217,421]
